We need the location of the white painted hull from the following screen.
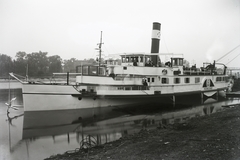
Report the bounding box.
[23,91,165,112]
[21,84,152,111]
[22,81,228,112]
[22,84,81,111]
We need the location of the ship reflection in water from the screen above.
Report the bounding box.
[1,90,240,160]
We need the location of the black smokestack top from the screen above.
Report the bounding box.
[151,22,161,66]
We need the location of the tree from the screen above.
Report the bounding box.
[0,54,14,77]
[62,58,98,73]
[63,58,77,72]
[26,51,49,76]
[14,51,27,75]
[15,51,27,61]
[48,55,62,74]
[1,51,101,78]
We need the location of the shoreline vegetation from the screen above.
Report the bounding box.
[45,101,240,160]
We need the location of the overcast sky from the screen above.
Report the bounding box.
[0,0,240,67]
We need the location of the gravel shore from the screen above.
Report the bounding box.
[45,101,240,160]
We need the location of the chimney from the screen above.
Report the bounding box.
[150,22,161,66]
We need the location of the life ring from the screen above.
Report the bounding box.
[162,69,167,75]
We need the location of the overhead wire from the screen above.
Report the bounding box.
[226,52,240,65]
[216,44,240,62]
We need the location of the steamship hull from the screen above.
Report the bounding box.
[22,83,160,112]
[21,77,227,112]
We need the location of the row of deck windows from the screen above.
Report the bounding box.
[87,86,148,91]
[116,86,148,90]
[147,77,200,84]
[113,76,225,91]
[88,76,226,92]
[147,76,225,84]
[216,77,226,82]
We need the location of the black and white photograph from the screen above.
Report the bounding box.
[0,0,240,159]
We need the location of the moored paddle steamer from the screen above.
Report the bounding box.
[10,22,229,112]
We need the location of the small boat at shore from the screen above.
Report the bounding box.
[10,22,229,112]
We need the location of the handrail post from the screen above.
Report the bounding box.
[67,72,69,85]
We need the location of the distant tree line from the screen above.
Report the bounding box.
[1,51,191,78]
[0,51,97,78]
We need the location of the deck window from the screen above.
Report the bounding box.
[216,77,226,82]
[223,77,226,81]
[185,77,190,83]
[216,77,222,82]
[99,67,105,75]
[195,77,200,83]
[89,66,98,75]
[130,57,134,62]
[174,78,181,84]
[179,59,183,66]
[162,78,169,84]
[76,66,82,73]
[132,86,139,90]
[125,87,131,90]
[82,66,89,75]
[122,57,126,63]
[117,87,124,90]
[152,78,155,82]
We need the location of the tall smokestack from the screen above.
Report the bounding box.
[151,22,161,66]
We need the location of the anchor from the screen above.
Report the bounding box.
[5,97,19,114]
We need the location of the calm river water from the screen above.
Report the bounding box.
[0,89,239,160]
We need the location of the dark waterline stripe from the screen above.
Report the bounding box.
[22,92,77,95]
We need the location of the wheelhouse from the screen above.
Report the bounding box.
[120,53,152,67]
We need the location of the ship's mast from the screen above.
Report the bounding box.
[97,31,104,70]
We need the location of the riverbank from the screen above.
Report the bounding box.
[45,102,240,160]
